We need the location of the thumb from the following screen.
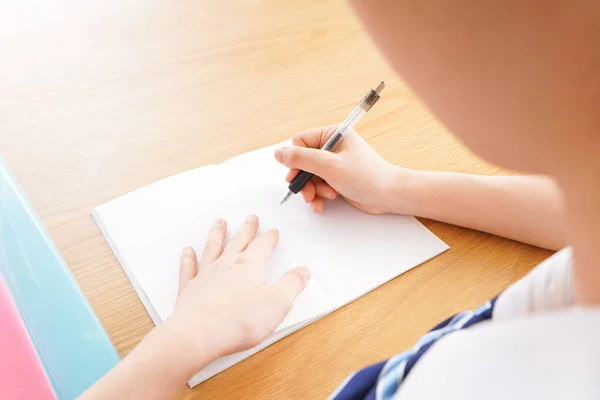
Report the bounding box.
[275,146,339,180]
[273,266,311,307]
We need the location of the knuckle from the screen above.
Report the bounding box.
[234,252,250,264]
[204,238,222,251]
[287,147,302,165]
[292,133,304,146]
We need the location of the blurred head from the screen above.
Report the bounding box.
[350,0,600,179]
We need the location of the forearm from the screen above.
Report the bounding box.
[79,322,211,400]
[392,170,566,250]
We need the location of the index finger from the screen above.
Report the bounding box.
[243,229,279,265]
[292,125,339,149]
[284,125,339,183]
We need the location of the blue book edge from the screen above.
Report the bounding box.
[0,155,120,400]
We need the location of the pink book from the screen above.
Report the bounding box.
[0,275,56,400]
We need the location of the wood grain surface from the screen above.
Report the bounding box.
[0,0,552,398]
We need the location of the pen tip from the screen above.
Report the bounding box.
[375,81,385,95]
[280,190,293,205]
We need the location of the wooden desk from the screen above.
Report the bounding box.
[0,1,552,398]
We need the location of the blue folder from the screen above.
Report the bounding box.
[0,156,119,400]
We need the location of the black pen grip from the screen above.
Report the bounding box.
[288,170,314,194]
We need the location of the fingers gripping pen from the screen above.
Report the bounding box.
[280,82,385,205]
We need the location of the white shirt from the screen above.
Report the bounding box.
[395,248,600,399]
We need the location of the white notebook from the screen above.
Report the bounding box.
[93,142,449,387]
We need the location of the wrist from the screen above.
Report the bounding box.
[378,165,422,215]
[151,317,224,380]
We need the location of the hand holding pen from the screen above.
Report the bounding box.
[274,82,406,214]
[279,82,385,205]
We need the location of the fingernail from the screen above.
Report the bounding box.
[214,218,224,227]
[327,192,334,200]
[246,214,256,222]
[297,266,311,284]
[183,246,193,255]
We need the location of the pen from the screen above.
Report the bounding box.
[280,81,385,205]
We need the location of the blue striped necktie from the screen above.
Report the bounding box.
[330,297,498,400]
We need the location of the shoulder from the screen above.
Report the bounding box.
[494,247,574,320]
[396,247,600,400]
[398,308,600,400]
[398,309,600,400]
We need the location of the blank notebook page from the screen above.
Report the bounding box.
[93,142,449,386]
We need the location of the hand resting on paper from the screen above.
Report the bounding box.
[80,215,309,400]
[169,215,310,359]
[274,125,409,214]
